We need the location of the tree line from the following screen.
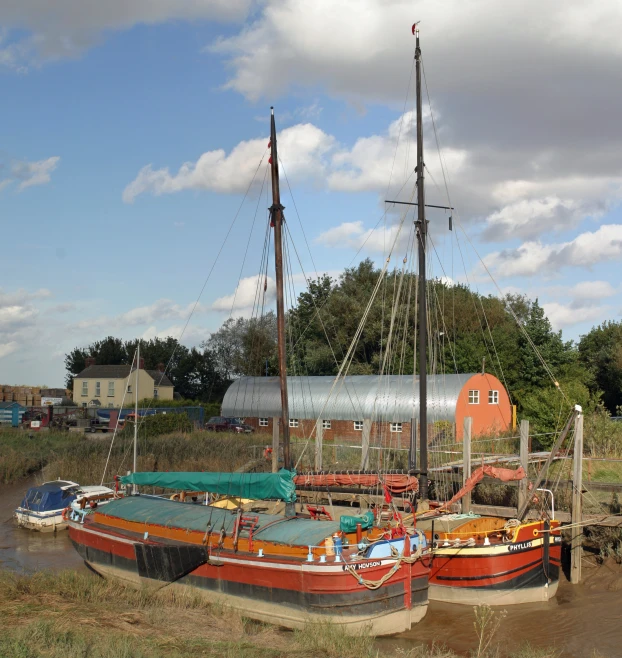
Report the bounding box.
[65,260,622,430]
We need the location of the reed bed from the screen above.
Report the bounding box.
[0,429,270,486]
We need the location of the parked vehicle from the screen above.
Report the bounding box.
[205,416,254,433]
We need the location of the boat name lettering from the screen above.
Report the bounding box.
[342,561,382,571]
[508,541,532,552]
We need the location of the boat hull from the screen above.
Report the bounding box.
[428,533,561,605]
[69,522,429,635]
[14,509,66,533]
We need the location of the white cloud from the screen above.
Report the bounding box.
[328,111,467,194]
[0,305,38,330]
[123,123,334,202]
[141,323,206,345]
[210,1,622,242]
[570,281,617,301]
[212,275,276,313]
[214,1,622,103]
[316,222,365,248]
[0,287,57,363]
[0,157,60,191]
[0,288,51,306]
[483,224,622,277]
[73,298,209,332]
[542,302,612,329]
[315,218,412,257]
[0,341,18,359]
[0,1,251,70]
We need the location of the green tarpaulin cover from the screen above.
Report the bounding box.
[119,469,296,503]
[339,510,375,534]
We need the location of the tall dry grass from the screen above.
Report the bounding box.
[0,428,269,486]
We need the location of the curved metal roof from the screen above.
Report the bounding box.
[222,374,478,423]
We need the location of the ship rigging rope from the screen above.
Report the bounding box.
[100,347,137,485]
[420,55,568,405]
[344,531,425,590]
[282,222,367,428]
[293,202,413,469]
[132,149,270,437]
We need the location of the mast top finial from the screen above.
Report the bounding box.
[271,106,274,114]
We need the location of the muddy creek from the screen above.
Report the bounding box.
[1,478,619,657]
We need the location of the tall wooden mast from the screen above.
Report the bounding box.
[414,25,428,498]
[269,108,291,471]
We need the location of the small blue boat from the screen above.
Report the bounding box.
[14,480,113,532]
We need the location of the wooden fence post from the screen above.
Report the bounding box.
[571,409,584,584]
[315,422,323,471]
[462,417,472,513]
[272,417,279,473]
[518,419,529,513]
[361,419,372,470]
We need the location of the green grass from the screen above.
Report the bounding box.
[0,569,567,658]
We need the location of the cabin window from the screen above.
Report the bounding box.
[322,419,331,429]
[259,418,269,427]
[354,421,364,431]
[468,390,479,404]
[488,390,499,404]
[289,418,299,428]
[81,381,88,396]
[95,382,101,397]
[390,422,402,433]
[108,381,115,397]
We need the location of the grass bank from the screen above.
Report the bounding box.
[0,429,270,486]
[0,568,561,658]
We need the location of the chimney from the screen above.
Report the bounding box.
[139,357,145,369]
[85,357,96,368]
[157,362,165,373]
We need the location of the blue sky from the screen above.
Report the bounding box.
[1,1,622,386]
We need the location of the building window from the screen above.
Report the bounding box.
[108,381,115,397]
[390,422,402,433]
[108,403,114,408]
[127,384,132,393]
[289,418,299,428]
[488,390,499,404]
[322,419,331,429]
[95,382,101,397]
[259,418,269,427]
[81,381,88,397]
[154,388,159,399]
[354,421,364,431]
[468,390,479,404]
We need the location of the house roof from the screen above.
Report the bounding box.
[146,370,173,387]
[76,365,173,387]
[222,374,485,423]
[0,401,24,409]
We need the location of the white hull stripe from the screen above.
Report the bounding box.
[433,536,559,557]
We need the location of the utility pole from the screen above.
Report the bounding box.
[269,108,291,473]
[414,25,428,498]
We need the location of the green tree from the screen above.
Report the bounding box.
[65,337,224,402]
[578,321,622,414]
[64,336,129,388]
